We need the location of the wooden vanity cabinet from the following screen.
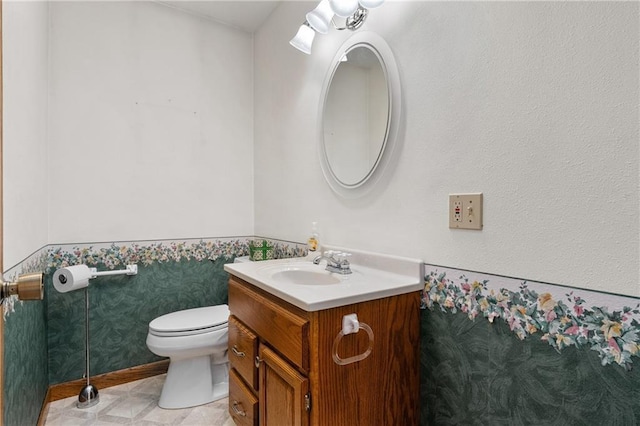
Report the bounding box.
[227,275,420,426]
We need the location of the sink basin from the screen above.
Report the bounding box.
[272,270,340,285]
[258,264,341,285]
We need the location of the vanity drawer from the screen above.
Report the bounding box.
[229,277,309,372]
[229,315,259,391]
[229,368,258,426]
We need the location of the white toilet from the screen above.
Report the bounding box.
[146,304,230,409]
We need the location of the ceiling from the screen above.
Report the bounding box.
[156,1,282,33]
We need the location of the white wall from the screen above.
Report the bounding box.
[2,1,49,270]
[254,2,640,296]
[47,1,254,244]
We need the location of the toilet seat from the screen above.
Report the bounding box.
[149,305,229,337]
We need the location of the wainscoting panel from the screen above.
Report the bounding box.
[420,265,640,425]
[46,258,232,385]
[3,300,48,426]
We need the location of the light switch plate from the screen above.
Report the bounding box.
[449,193,483,230]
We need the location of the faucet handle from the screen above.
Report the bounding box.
[334,251,352,265]
[335,252,352,272]
[335,252,350,260]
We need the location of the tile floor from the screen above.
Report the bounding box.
[44,374,236,426]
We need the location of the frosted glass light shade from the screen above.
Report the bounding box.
[329,0,359,18]
[290,24,315,54]
[359,0,385,8]
[306,0,334,34]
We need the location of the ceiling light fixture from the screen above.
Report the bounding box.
[289,0,385,55]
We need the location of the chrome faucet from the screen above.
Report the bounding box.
[313,251,352,274]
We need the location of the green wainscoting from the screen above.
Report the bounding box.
[3,300,49,426]
[420,308,640,425]
[46,257,232,385]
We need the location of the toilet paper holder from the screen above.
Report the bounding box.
[89,264,138,278]
[51,263,138,409]
[332,313,374,366]
[54,264,138,294]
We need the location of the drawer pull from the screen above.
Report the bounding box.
[232,345,246,358]
[255,356,263,368]
[232,400,247,417]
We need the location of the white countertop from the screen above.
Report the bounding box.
[224,246,423,311]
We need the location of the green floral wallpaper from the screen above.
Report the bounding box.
[46,258,233,384]
[422,269,640,369]
[3,247,49,426]
[3,300,48,426]
[421,266,640,425]
[421,308,640,425]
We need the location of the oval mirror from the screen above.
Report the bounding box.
[319,32,401,197]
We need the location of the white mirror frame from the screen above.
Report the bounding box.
[318,31,401,198]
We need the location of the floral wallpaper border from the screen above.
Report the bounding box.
[2,236,307,317]
[45,237,307,273]
[422,266,640,370]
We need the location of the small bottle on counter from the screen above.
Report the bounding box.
[308,222,319,253]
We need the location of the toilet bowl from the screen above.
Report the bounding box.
[146,305,230,409]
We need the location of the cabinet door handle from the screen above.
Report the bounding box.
[232,345,245,358]
[232,400,247,417]
[255,356,263,368]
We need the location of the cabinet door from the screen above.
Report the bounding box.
[258,344,309,426]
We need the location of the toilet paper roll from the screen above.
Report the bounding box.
[53,265,93,293]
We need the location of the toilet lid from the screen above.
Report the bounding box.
[149,305,229,336]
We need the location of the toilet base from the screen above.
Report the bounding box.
[158,356,229,409]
